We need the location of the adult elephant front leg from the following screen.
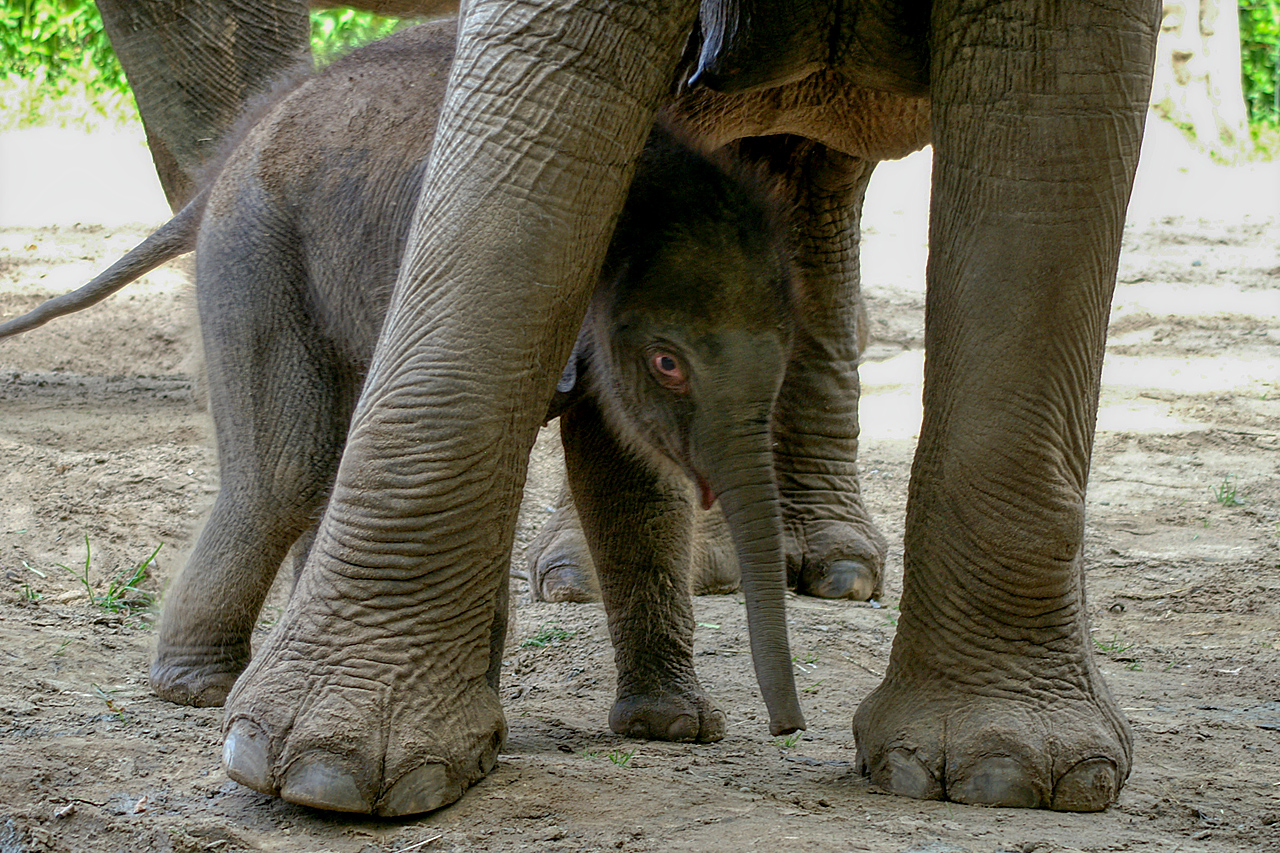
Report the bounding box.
[853,1,1159,811]
[216,0,701,817]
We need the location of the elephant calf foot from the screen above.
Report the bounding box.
[786,516,886,601]
[150,643,250,707]
[610,688,726,743]
[852,672,1132,811]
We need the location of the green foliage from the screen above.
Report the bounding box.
[1212,474,1245,507]
[55,535,96,600]
[1092,635,1134,655]
[0,0,126,91]
[772,732,802,748]
[520,622,574,648]
[607,746,636,767]
[310,9,409,67]
[1240,0,1280,129]
[1,2,1276,138]
[581,746,637,766]
[92,683,129,722]
[98,543,161,613]
[54,536,161,615]
[0,0,133,128]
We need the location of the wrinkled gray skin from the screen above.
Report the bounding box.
[2,18,808,751]
[93,0,887,605]
[86,0,1160,817]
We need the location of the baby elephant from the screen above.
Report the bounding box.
[0,20,805,746]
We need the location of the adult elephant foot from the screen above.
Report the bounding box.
[852,666,1132,811]
[223,648,505,816]
[783,513,885,601]
[611,687,726,743]
[219,563,507,816]
[524,493,599,602]
[150,645,247,708]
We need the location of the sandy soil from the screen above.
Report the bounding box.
[0,118,1277,853]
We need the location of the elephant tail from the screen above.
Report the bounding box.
[0,188,205,341]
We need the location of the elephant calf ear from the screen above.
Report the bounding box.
[544,325,590,424]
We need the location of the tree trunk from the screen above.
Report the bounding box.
[1150,0,1252,154]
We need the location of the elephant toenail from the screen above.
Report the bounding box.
[537,564,599,603]
[828,560,878,600]
[1051,757,1120,812]
[874,748,942,801]
[279,753,372,813]
[802,560,877,600]
[949,756,1044,808]
[703,710,727,742]
[223,720,273,794]
[478,731,503,776]
[625,720,651,739]
[379,762,458,817]
[666,714,698,742]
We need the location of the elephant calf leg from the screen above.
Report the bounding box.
[151,228,347,706]
[151,489,322,706]
[561,399,725,743]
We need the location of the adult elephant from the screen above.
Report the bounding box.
[99,0,1160,818]
[97,0,885,603]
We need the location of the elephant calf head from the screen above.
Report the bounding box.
[558,126,798,509]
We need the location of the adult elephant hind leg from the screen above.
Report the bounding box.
[735,136,887,600]
[151,226,345,707]
[561,398,725,742]
[687,508,740,595]
[95,0,311,209]
[852,0,1159,811]
[217,0,702,816]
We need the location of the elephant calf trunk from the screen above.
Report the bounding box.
[716,476,806,736]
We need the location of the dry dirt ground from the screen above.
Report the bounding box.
[0,118,1277,853]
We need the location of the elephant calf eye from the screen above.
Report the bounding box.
[648,352,689,394]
